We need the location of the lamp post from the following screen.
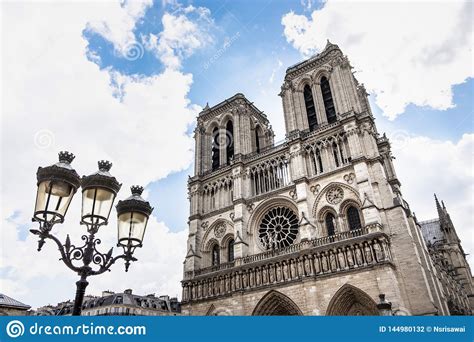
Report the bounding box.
[376,294,393,316]
[30,151,153,316]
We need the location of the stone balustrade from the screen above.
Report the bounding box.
[182,228,392,303]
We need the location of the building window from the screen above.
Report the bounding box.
[325,212,336,236]
[255,126,261,153]
[333,142,340,167]
[347,206,362,231]
[212,127,220,171]
[212,244,220,266]
[228,239,235,262]
[320,76,336,124]
[226,120,234,164]
[303,85,318,131]
[259,206,299,250]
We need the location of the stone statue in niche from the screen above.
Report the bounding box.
[256,267,261,285]
[225,276,230,292]
[283,261,289,281]
[242,271,248,288]
[262,266,268,284]
[236,272,242,290]
[303,256,311,275]
[329,251,337,270]
[289,260,295,278]
[364,244,373,263]
[314,255,321,274]
[321,253,328,272]
[297,258,304,277]
[269,265,275,283]
[346,247,354,267]
[338,249,346,269]
[355,245,363,265]
[374,241,384,261]
[275,263,281,282]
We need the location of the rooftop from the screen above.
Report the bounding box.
[0,293,31,310]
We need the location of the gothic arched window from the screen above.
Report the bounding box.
[347,206,362,231]
[212,127,220,171]
[303,85,318,131]
[226,120,234,164]
[255,126,261,153]
[325,212,336,236]
[212,244,220,266]
[320,76,336,124]
[228,239,234,262]
[333,142,340,167]
[316,148,323,172]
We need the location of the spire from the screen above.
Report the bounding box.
[434,193,444,221]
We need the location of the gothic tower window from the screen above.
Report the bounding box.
[212,244,220,266]
[333,142,340,167]
[212,127,220,171]
[347,206,362,231]
[303,85,318,131]
[321,76,336,124]
[255,126,261,153]
[228,239,234,262]
[325,212,336,236]
[317,148,323,172]
[226,120,234,164]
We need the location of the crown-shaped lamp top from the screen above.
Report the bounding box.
[58,151,75,164]
[98,160,112,172]
[131,185,144,196]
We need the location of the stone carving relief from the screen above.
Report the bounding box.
[214,223,227,239]
[326,186,344,204]
[343,173,356,184]
[310,184,321,195]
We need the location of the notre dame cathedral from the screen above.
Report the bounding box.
[180,41,473,316]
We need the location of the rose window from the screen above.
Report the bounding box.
[258,206,299,250]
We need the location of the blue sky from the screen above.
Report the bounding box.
[84,0,473,233]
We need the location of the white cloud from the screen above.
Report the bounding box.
[282,1,473,119]
[392,133,474,269]
[85,0,153,57]
[142,5,214,69]
[0,1,204,307]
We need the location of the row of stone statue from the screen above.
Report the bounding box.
[183,236,392,302]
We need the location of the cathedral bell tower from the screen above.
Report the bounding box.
[185,94,274,273]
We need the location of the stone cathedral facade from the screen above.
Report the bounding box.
[181,42,473,316]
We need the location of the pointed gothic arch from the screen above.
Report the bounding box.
[252,290,303,316]
[326,284,379,316]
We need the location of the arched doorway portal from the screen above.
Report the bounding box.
[252,290,303,316]
[326,284,379,315]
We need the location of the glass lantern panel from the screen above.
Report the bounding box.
[35,180,74,222]
[117,212,148,247]
[81,187,115,224]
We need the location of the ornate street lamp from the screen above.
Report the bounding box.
[30,151,153,316]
